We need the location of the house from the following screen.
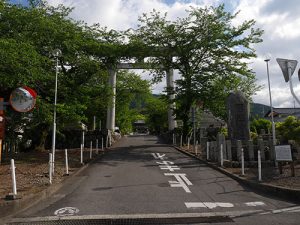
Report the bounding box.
[264,108,300,122]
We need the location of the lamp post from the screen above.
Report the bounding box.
[51,49,62,174]
[264,58,276,146]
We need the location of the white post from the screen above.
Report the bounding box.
[49,153,52,184]
[82,131,85,149]
[11,159,17,195]
[187,137,190,150]
[80,144,83,164]
[206,142,210,160]
[220,144,224,167]
[101,137,104,150]
[241,148,245,176]
[65,149,69,175]
[180,135,183,148]
[90,141,92,159]
[258,150,262,181]
[96,139,99,154]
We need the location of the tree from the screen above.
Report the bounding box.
[250,118,271,134]
[144,95,168,134]
[115,70,151,134]
[130,5,263,137]
[276,116,300,143]
[0,1,110,150]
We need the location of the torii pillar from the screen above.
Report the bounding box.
[166,68,176,131]
[106,68,116,131]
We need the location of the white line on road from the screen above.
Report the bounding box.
[245,202,265,207]
[185,202,234,209]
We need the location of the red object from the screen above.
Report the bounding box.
[23,86,37,99]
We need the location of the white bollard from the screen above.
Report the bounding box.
[187,137,190,150]
[10,159,17,195]
[96,139,99,154]
[101,137,104,150]
[82,131,85,149]
[49,153,52,184]
[206,142,210,160]
[258,150,262,181]
[241,148,245,176]
[220,144,224,167]
[65,149,69,175]
[90,141,93,159]
[180,135,183,148]
[80,144,83,164]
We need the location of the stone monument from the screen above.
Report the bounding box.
[226,91,250,141]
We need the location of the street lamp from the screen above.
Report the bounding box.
[264,58,276,146]
[51,49,62,174]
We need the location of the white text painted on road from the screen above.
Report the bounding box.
[245,202,265,207]
[157,161,180,172]
[54,207,79,217]
[151,153,167,160]
[152,153,193,193]
[165,173,193,193]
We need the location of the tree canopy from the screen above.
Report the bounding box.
[0,0,264,150]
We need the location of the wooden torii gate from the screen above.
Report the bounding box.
[106,61,176,132]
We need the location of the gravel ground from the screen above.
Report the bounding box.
[0,148,102,204]
[182,146,300,190]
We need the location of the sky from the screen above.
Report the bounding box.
[9,0,300,108]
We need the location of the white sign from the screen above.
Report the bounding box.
[275,145,292,161]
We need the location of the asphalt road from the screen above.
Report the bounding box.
[7,135,300,224]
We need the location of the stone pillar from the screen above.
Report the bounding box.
[236,140,242,162]
[248,140,255,161]
[166,68,176,131]
[257,138,265,161]
[217,133,226,163]
[106,69,116,131]
[268,139,275,161]
[226,140,232,161]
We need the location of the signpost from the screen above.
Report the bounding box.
[275,145,295,176]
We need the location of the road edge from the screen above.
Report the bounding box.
[0,152,104,222]
[173,145,300,204]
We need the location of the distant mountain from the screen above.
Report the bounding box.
[250,103,270,119]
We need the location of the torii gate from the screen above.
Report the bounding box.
[106,61,176,132]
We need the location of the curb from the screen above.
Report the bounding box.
[1,151,105,221]
[173,145,300,204]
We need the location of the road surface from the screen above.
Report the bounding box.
[6,135,300,224]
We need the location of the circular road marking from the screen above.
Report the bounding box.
[54,207,79,217]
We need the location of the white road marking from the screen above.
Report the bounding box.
[165,173,193,193]
[151,153,167,160]
[54,207,79,217]
[185,202,234,209]
[245,202,265,207]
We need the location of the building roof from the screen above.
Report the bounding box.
[264,108,300,118]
